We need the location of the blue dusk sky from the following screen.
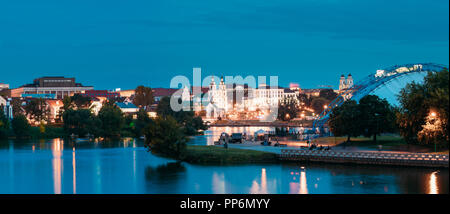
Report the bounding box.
[0,0,448,90]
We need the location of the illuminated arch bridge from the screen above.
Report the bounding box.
[312,63,448,130]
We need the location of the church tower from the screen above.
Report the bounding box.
[346,74,353,88]
[339,74,346,90]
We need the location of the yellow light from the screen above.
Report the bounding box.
[430,112,437,117]
[323,105,328,109]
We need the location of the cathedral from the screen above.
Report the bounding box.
[339,74,354,91]
[206,76,228,118]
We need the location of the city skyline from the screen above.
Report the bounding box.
[1,0,448,90]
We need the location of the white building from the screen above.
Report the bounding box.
[203,77,300,119]
[1,96,13,120]
[339,74,354,91]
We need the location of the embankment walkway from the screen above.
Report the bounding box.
[280,149,449,168]
[221,143,448,168]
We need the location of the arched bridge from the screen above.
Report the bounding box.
[312,63,448,130]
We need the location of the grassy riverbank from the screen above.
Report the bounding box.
[181,145,278,164]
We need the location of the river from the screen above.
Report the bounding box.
[0,134,447,194]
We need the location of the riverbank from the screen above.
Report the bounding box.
[181,145,278,164]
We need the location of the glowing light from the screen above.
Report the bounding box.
[428,171,439,194]
[299,170,308,194]
[52,139,63,194]
[72,147,77,194]
[430,112,437,117]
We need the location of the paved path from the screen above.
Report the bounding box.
[221,141,440,155]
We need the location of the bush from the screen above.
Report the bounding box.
[144,116,187,159]
[11,115,31,138]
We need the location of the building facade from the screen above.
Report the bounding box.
[203,77,300,119]
[339,74,354,91]
[82,90,120,99]
[13,77,93,99]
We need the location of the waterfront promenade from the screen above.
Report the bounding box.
[221,142,449,168]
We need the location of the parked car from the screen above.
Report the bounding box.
[230,133,244,143]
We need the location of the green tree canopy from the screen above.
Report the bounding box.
[24,98,49,123]
[319,88,338,101]
[133,108,154,137]
[11,115,31,138]
[144,116,187,159]
[156,96,207,135]
[71,93,92,109]
[0,108,11,139]
[62,108,101,137]
[98,101,124,137]
[328,100,362,142]
[311,97,329,114]
[358,95,396,142]
[397,69,449,147]
[133,86,154,110]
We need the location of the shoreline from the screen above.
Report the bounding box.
[209,120,316,127]
[213,142,448,168]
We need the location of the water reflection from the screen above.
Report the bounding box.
[52,139,63,194]
[250,168,268,194]
[72,147,76,194]
[145,162,186,193]
[428,171,438,194]
[288,167,308,194]
[212,172,226,194]
[0,138,448,194]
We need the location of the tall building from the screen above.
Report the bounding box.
[11,77,93,99]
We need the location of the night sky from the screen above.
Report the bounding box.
[0,0,448,90]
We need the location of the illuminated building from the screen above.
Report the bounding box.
[12,77,93,99]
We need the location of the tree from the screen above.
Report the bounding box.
[297,93,312,107]
[319,89,338,101]
[0,108,10,139]
[358,95,396,142]
[10,98,24,117]
[133,86,154,110]
[277,97,299,121]
[24,98,50,123]
[133,108,153,137]
[11,115,31,138]
[98,101,124,137]
[71,93,92,109]
[397,69,449,147]
[156,96,207,135]
[62,108,100,137]
[328,100,362,142]
[418,112,446,147]
[144,116,187,159]
[311,97,329,114]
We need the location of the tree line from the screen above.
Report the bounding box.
[328,69,448,148]
[1,85,207,144]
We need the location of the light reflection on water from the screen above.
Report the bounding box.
[428,171,438,194]
[0,138,448,194]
